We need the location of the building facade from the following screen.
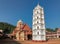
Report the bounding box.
[11,20,60,41]
[32,4,46,41]
[11,4,60,41]
[46,28,60,39]
[12,20,32,41]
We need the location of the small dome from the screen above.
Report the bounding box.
[17,20,23,23]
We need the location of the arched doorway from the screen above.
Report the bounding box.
[59,36,60,38]
[27,34,32,40]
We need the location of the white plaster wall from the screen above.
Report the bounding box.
[32,4,46,41]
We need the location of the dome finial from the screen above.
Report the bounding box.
[37,1,40,7]
[37,0,40,5]
[38,2,39,5]
[37,2,40,7]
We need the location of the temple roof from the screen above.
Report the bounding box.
[22,24,31,31]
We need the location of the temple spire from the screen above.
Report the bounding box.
[37,2,40,5]
[32,1,46,41]
[37,2,40,7]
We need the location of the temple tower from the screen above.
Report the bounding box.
[32,4,46,41]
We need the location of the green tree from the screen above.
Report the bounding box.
[54,28,58,32]
[0,22,16,33]
[46,28,54,32]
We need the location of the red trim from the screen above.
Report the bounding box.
[22,24,26,29]
[32,40,46,42]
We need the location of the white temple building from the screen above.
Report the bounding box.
[32,3,46,41]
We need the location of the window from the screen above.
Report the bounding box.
[37,32,39,35]
[37,10,40,14]
[41,24,44,28]
[41,18,43,21]
[37,11,39,14]
[41,35,44,40]
[40,29,44,34]
[40,13,42,17]
[37,21,39,23]
[40,9,42,12]
[37,26,39,29]
[37,16,39,19]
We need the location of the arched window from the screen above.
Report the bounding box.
[37,16,39,19]
[37,26,39,29]
[37,32,39,35]
[41,35,44,40]
[41,29,44,34]
[37,21,39,23]
[41,24,44,28]
[37,10,40,14]
[37,11,39,14]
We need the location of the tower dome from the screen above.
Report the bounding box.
[17,20,23,27]
[18,20,23,23]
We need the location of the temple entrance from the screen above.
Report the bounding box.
[27,34,32,40]
[59,36,60,38]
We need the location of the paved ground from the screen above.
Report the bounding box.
[21,39,60,44]
[0,39,21,44]
[0,38,60,44]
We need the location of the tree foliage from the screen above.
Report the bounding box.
[0,22,16,33]
[54,28,58,32]
[46,28,55,32]
[46,28,59,32]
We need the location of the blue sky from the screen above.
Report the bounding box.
[0,0,60,29]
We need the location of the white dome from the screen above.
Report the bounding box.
[18,20,23,23]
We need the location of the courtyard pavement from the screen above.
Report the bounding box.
[0,38,60,44]
[0,38,21,44]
